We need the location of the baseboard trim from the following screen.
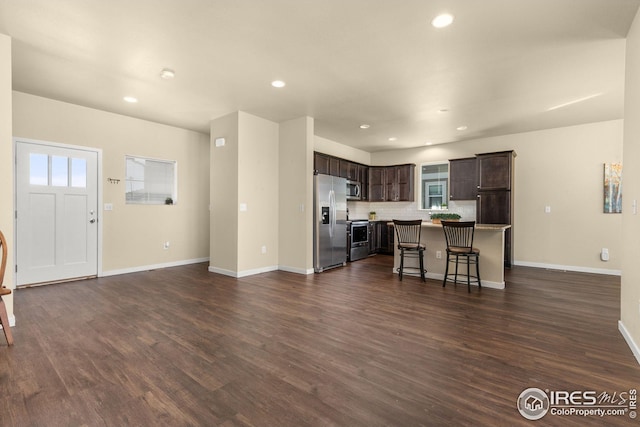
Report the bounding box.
[236,265,279,278]
[208,265,279,278]
[618,320,640,365]
[102,258,209,277]
[392,269,505,289]
[278,265,314,275]
[513,260,621,276]
[207,266,236,277]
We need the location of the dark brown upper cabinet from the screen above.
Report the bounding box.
[477,151,515,191]
[368,167,386,202]
[449,157,478,200]
[370,164,415,202]
[314,152,369,200]
[314,152,356,179]
[329,156,340,177]
[339,159,358,180]
[390,164,415,202]
[314,152,413,203]
[314,152,330,175]
[358,164,369,201]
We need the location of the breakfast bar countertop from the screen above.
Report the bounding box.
[388,221,511,231]
[391,221,511,289]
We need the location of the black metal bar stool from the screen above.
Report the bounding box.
[393,219,426,281]
[441,221,481,292]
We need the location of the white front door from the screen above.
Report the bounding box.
[15,140,99,286]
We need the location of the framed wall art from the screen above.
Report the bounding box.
[603,162,622,213]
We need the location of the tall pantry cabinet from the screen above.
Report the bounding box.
[476,150,516,267]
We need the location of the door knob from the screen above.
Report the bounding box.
[89,219,96,224]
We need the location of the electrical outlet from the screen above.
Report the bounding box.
[261,245,267,254]
[163,241,170,250]
[436,250,442,259]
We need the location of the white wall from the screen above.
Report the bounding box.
[314,135,371,165]
[279,117,314,273]
[12,92,211,274]
[209,111,280,277]
[210,112,239,274]
[621,8,640,362]
[237,112,279,273]
[0,34,14,324]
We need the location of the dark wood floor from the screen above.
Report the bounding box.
[1,255,639,426]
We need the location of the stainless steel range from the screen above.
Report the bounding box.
[349,220,369,261]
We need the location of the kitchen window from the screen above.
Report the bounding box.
[125,156,177,204]
[420,163,448,210]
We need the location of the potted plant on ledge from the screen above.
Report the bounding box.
[430,212,461,224]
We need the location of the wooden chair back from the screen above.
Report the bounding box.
[393,219,423,249]
[442,221,476,253]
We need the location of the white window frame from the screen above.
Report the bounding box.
[419,162,449,210]
[125,155,177,205]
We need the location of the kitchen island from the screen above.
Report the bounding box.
[391,222,511,289]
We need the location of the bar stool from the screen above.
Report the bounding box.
[393,219,426,282]
[441,221,481,292]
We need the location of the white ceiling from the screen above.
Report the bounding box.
[1,0,638,152]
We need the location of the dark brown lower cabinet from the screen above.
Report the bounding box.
[369,221,394,255]
[369,222,376,254]
[380,223,393,254]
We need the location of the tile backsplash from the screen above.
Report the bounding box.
[348,200,476,222]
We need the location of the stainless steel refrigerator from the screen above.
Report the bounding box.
[314,173,347,272]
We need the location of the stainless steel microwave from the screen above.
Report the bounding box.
[346,180,361,200]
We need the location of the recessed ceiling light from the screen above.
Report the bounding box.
[271,80,286,88]
[360,124,370,129]
[160,68,175,79]
[438,108,449,113]
[123,96,138,103]
[432,13,454,28]
[456,125,468,131]
[388,137,397,141]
